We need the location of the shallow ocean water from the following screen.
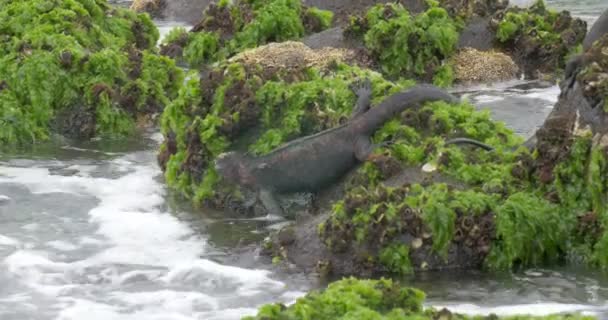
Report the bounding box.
[1,0,607,319]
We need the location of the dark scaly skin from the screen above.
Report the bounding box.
[564,8,608,88]
[215,81,460,216]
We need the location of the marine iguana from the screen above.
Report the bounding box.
[215,80,472,216]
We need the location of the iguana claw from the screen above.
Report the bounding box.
[350,78,372,96]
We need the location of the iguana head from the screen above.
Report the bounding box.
[214,151,253,186]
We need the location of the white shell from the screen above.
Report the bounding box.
[422,162,437,173]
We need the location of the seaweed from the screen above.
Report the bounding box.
[0,0,183,145]
[160,15,608,276]
[183,32,221,67]
[344,2,460,83]
[159,61,403,206]
[379,243,413,275]
[577,34,608,111]
[485,193,567,269]
[492,0,586,74]
[160,0,333,68]
[243,278,596,320]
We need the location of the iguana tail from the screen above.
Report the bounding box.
[353,84,460,136]
[445,138,495,151]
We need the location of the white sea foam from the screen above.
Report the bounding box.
[0,150,293,319]
[0,194,11,203]
[430,302,607,317]
[0,234,19,246]
[472,94,506,104]
[46,240,79,252]
[521,85,561,104]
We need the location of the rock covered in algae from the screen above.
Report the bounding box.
[261,96,536,276]
[343,2,460,86]
[576,34,608,114]
[242,277,596,320]
[0,0,184,145]
[302,0,429,27]
[490,0,587,78]
[158,40,401,213]
[156,0,608,278]
[439,0,509,21]
[158,26,601,276]
[530,31,608,268]
[158,0,334,68]
[342,0,585,84]
[262,17,608,277]
[451,47,519,84]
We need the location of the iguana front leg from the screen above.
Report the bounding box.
[354,136,395,161]
[350,78,372,119]
[259,188,284,217]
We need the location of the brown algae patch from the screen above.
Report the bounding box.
[229,41,359,72]
[451,47,519,83]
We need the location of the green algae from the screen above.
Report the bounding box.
[0,0,183,145]
[345,2,460,84]
[432,64,455,88]
[321,180,498,274]
[317,92,587,273]
[160,0,332,68]
[496,0,558,43]
[549,136,608,268]
[577,34,608,111]
[251,69,412,155]
[305,7,334,31]
[183,32,221,67]
[158,54,608,274]
[486,192,567,269]
[493,0,586,72]
[379,244,413,275]
[564,35,608,266]
[233,0,306,50]
[158,15,608,275]
[405,183,455,257]
[159,62,407,205]
[320,107,608,274]
[242,278,596,320]
[242,278,426,320]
